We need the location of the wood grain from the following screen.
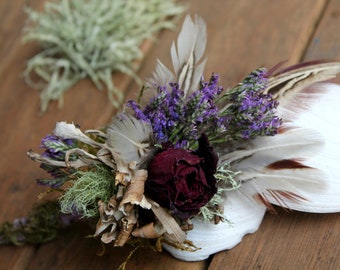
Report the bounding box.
[0,0,339,269]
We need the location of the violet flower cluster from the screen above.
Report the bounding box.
[128,69,281,149]
[37,135,77,188]
[41,135,76,160]
[127,74,224,148]
[218,68,282,141]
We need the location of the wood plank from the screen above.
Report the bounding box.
[305,0,340,61]
[26,223,208,270]
[127,0,327,95]
[304,0,340,83]
[209,209,340,270]
[0,2,47,269]
[209,211,340,270]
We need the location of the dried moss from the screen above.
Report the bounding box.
[0,200,67,245]
[23,0,185,111]
[59,164,115,218]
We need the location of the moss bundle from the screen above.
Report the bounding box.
[23,0,184,111]
[59,164,115,218]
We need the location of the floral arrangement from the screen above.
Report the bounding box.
[1,15,340,264]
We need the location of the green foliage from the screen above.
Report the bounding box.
[0,200,65,245]
[23,0,185,111]
[59,164,115,218]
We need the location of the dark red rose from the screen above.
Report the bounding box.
[145,135,218,220]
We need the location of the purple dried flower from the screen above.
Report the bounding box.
[127,74,225,148]
[41,135,76,160]
[126,100,149,122]
[37,135,77,188]
[218,68,282,140]
[37,163,75,188]
[128,68,281,148]
[127,82,184,144]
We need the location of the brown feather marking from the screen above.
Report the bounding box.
[255,190,307,214]
[254,193,278,214]
[266,159,311,170]
[267,190,290,210]
[277,125,295,134]
[272,190,306,202]
[270,60,333,76]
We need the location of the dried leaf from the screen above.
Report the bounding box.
[101,226,118,244]
[94,200,117,237]
[150,201,186,243]
[119,169,151,211]
[132,222,165,239]
[115,210,137,247]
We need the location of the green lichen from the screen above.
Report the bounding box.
[199,162,241,222]
[23,0,185,111]
[59,164,115,218]
[214,162,242,191]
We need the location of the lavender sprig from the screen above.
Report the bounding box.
[0,201,78,245]
[41,135,77,160]
[182,74,225,139]
[37,135,77,188]
[128,69,281,149]
[128,74,225,148]
[128,83,183,144]
[215,68,282,142]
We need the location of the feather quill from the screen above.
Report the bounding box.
[148,15,207,98]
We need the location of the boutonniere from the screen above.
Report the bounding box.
[1,15,340,265]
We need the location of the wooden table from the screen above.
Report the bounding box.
[1,0,339,269]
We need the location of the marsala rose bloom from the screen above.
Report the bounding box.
[145,135,218,220]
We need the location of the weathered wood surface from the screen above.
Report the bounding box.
[0,0,339,269]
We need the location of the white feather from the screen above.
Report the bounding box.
[147,15,207,97]
[222,127,326,209]
[220,127,324,165]
[228,84,340,213]
[171,15,207,96]
[240,168,325,192]
[147,59,174,88]
[106,114,153,163]
[268,83,340,212]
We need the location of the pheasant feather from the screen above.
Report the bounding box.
[266,61,340,118]
[229,69,340,212]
